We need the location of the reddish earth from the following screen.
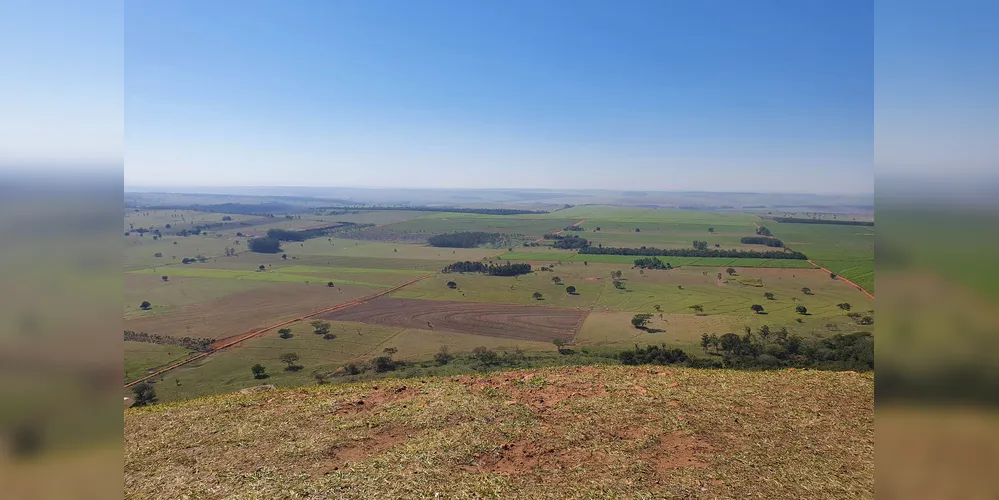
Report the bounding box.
[320,297,588,341]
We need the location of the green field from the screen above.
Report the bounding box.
[767,222,875,292]
[124,205,874,402]
[124,341,195,383]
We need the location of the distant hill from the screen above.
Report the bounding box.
[125,366,873,498]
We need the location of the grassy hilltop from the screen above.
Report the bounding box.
[125,365,873,499]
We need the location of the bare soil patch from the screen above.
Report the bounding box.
[320,297,588,342]
[324,426,415,467]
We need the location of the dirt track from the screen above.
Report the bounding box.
[320,297,588,342]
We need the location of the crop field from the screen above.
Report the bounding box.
[321,297,588,342]
[767,222,875,293]
[124,205,874,403]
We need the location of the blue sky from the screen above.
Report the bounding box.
[122,0,874,193]
[1,1,877,193]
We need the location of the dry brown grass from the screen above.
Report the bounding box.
[124,366,873,499]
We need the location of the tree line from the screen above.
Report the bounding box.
[124,330,214,353]
[551,235,590,249]
[634,257,673,269]
[267,222,371,242]
[771,217,874,226]
[579,245,807,260]
[427,231,503,248]
[619,329,872,371]
[315,205,549,215]
[248,222,374,253]
[740,236,785,247]
[441,261,532,276]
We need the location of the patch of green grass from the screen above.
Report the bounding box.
[124,341,195,383]
[768,222,874,292]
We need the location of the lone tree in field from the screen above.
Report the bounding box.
[689,304,704,314]
[446,281,458,289]
[717,272,724,281]
[278,328,292,339]
[654,304,662,313]
[251,363,267,379]
[310,320,331,335]
[282,254,287,260]
[829,272,836,279]
[532,291,544,300]
[635,228,641,232]
[631,313,653,329]
[553,338,568,353]
[726,267,737,276]
[279,353,301,371]
[764,291,775,300]
[700,333,711,352]
[131,382,157,407]
[708,227,715,233]
[258,265,266,271]
[611,270,623,279]
[750,304,765,314]
[565,285,577,294]
[383,347,398,357]
[161,276,168,282]
[551,276,562,285]
[837,302,852,311]
[327,281,335,287]
[139,301,152,310]
[434,346,453,366]
[800,287,812,295]
[795,305,808,315]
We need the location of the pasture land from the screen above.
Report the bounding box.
[768,222,875,292]
[125,281,380,340]
[124,341,195,383]
[123,205,874,402]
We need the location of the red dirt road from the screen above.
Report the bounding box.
[320,297,588,342]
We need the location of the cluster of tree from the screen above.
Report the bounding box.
[248,237,282,253]
[441,261,532,276]
[692,240,709,251]
[427,231,503,248]
[579,246,807,260]
[756,226,773,236]
[562,225,584,231]
[265,222,372,242]
[771,217,874,226]
[618,345,690,366]
[124,330,213,352]
[551,235,589,249]
[741,236,785,247]
[181,255,208,264]
[699,326,873,370]
[634,257,672,269]
[315,206,550,215]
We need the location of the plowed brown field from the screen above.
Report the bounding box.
[320,297,588,342]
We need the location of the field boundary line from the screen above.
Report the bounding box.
[123,273,435,388]
[756,220,874,299]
